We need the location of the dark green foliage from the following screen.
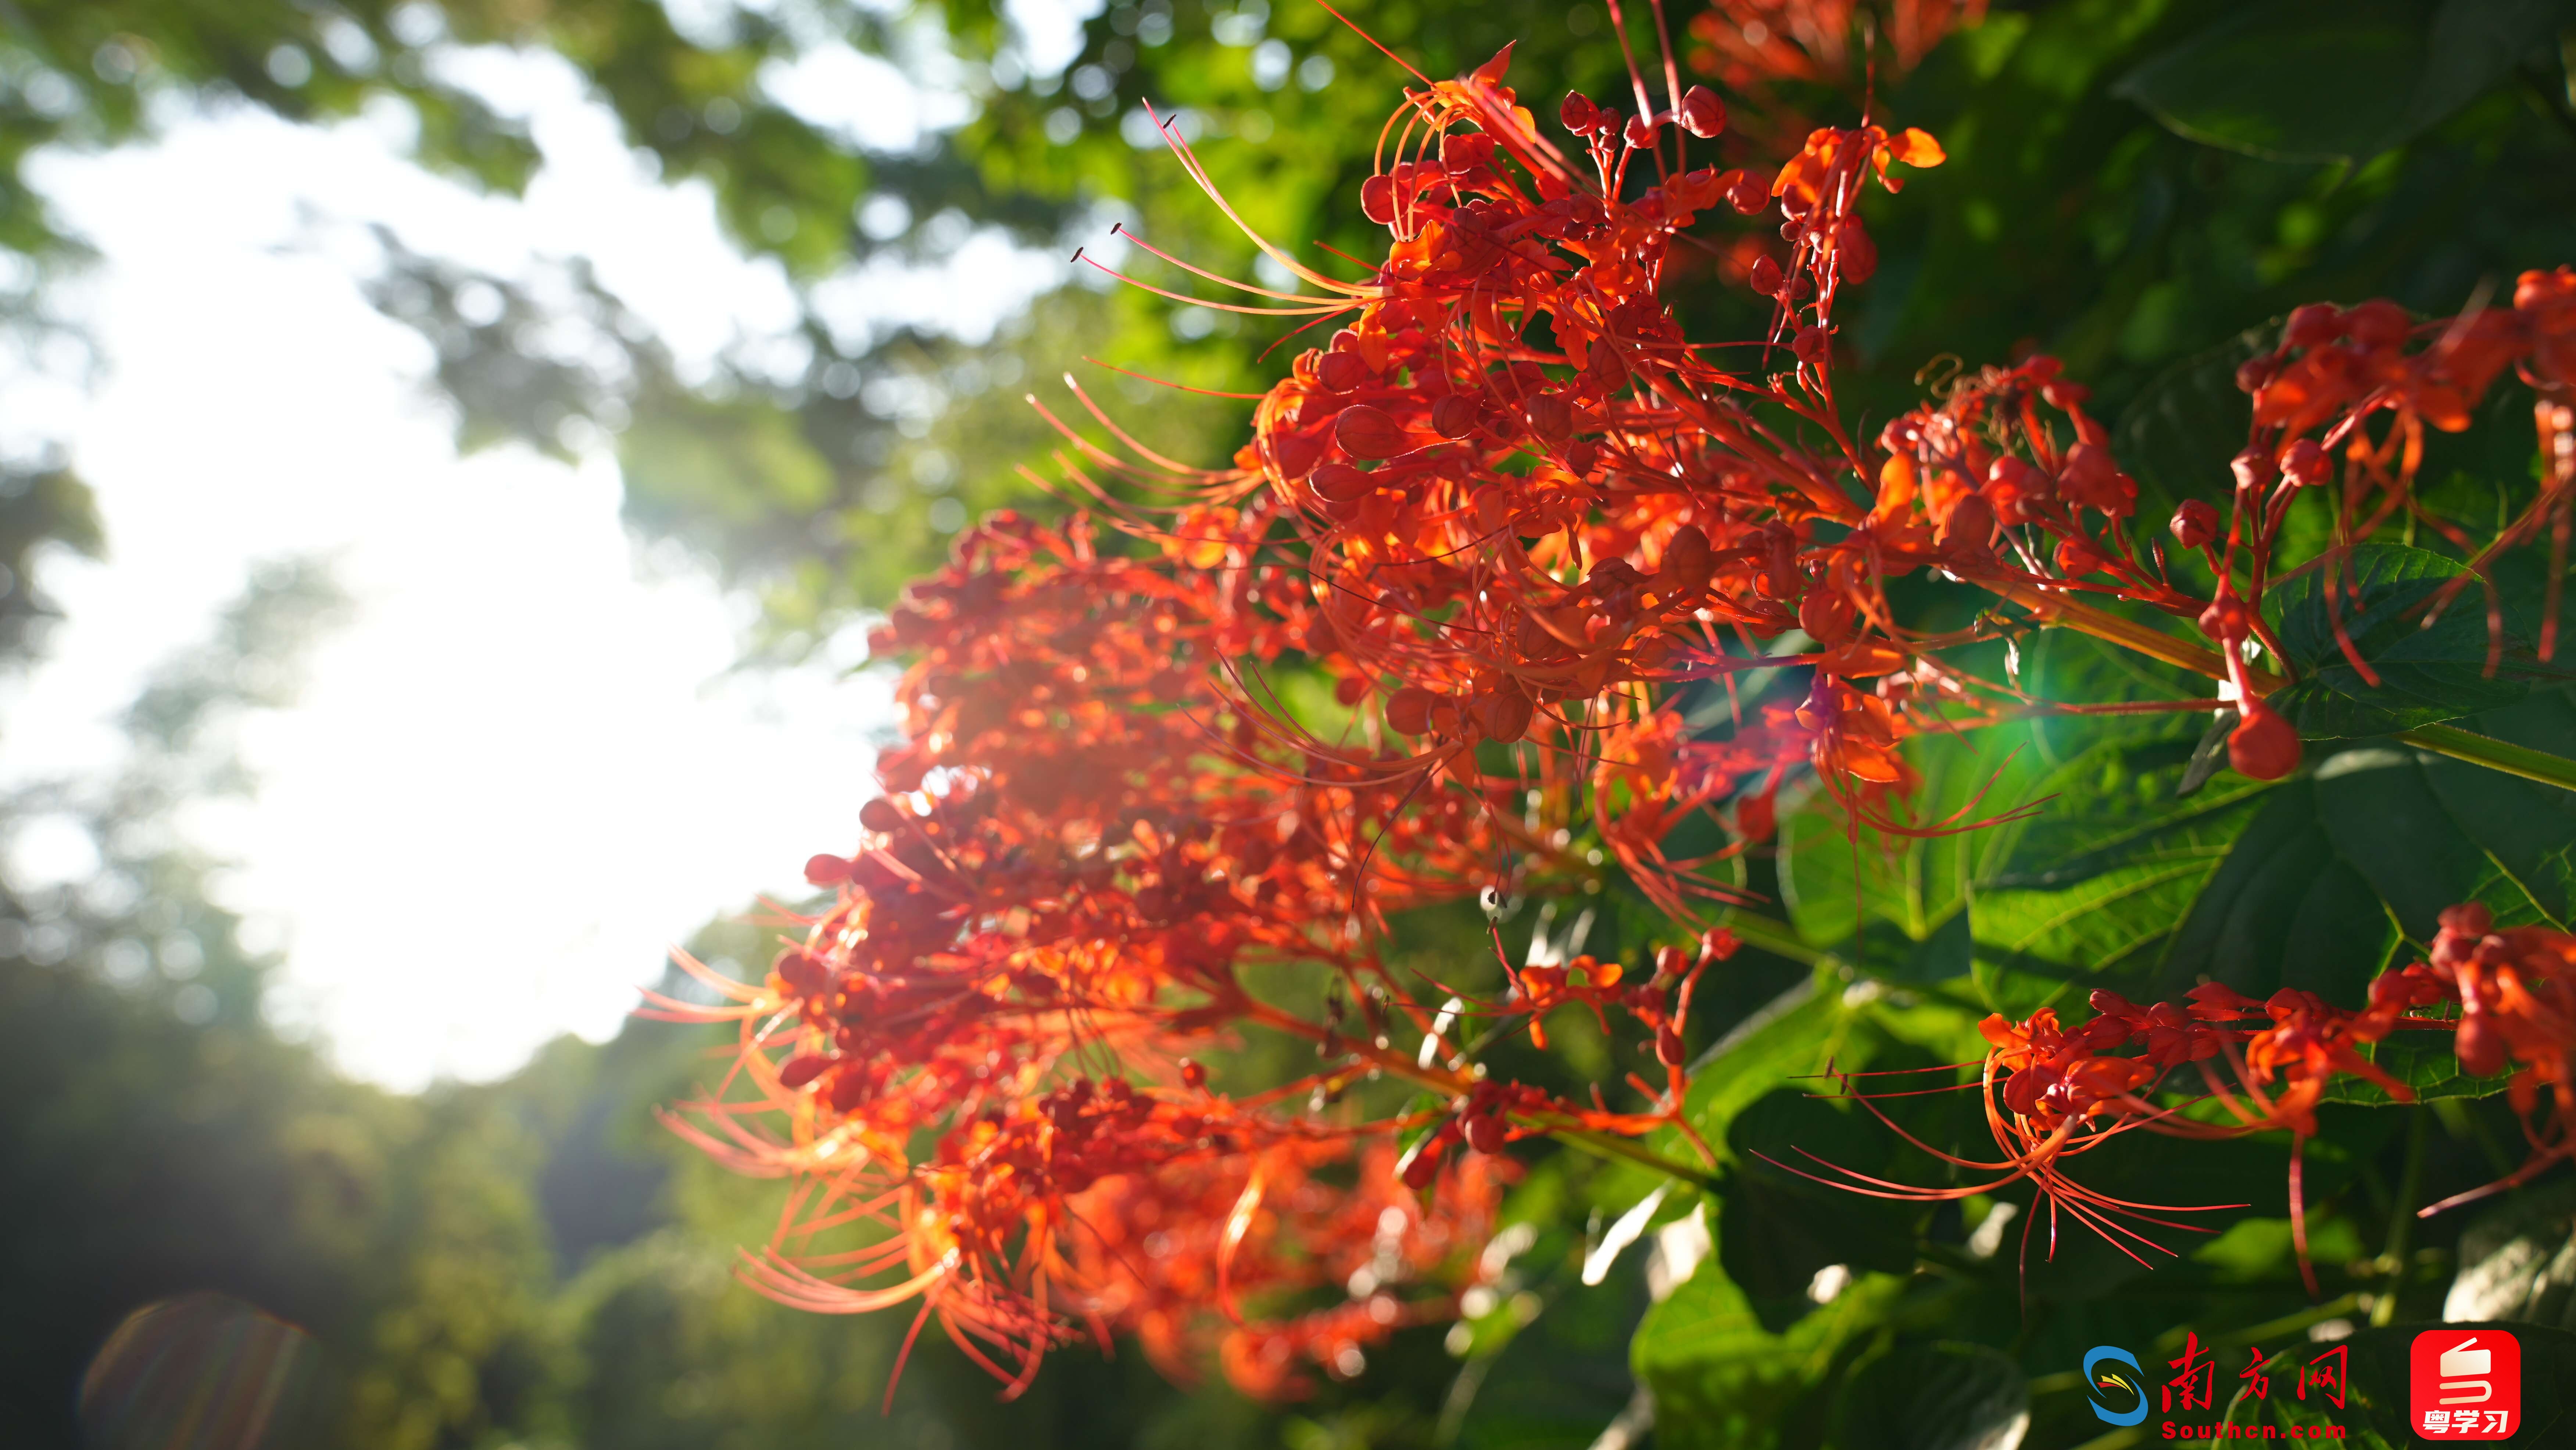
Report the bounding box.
[2265,545,2540,735]
[1833,1342,2027,1450]
[2115,0,2576,165]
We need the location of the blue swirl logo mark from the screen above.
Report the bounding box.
[2084,1346,2149,1426]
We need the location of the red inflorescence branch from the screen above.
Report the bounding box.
[646,14,2576,1399]
[1779,903,2576,1297]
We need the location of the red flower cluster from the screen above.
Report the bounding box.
[1787,906,2576,1295]
[650,503,1733,1395]
[651,15,2576,1395]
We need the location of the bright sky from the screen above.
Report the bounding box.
[0,29,1085,1090]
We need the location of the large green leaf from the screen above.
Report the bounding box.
[2112,326,2267,517]
[1803,672,2576,1096]
[1718,1090,1926,1311]
[1630,1250,1905,1450]
[1777,715,2048,969]
[1994,736,2559,1008]
[1442,1208,1660,1450]
[2114,0,2573,164]
[2266,544,2537,736]
[1970,752,2268,1020]
[1833,1342,2028,1450]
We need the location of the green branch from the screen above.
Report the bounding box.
[2398,723,2576,794]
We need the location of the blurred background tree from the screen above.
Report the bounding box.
[5,0,2576,1445]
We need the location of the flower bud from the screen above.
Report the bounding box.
[2226,699,2301,781]
[1678,85,1726,138]
[1431,393,1481,439]
[2058,442,2135,517]
[2280,437,2329,487]
[1759,523,1799,598]
[1656,1025,1686,1067]
[2456,1009,2507,1078]
[2439,903,2494,940]
[1525,391,1574,439]
[1316,351,1371,393]
[2343,299,2409,349]
[1660,524,1714,593]
[1471,688,1534,743]
[2196,592,2250,644]
[1385,686,1435,735]
[1831,215,1875,283]
[2284,303,2345,351]
[1439,131,1496,176]
[1269,429,1324,481]
[778,1051,836,1089]
[1983,454,2050,523]
[774,949,831,994]
[2229,447,2276,492]
[1360,174,1398,225]
[1559,91,1603,135]
[1938,493,1996,559]
[1334,404,1410,460]
[1310,463,1375,503]
[2170,498,2219,550]
[1734,790,1777,842]
[1623,113,1660,149]
[1797,585,1857,645]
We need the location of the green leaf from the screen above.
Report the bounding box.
[1443,1226,1658,1449]
[1677,974,1850,1138]
[1970,682,2576,1028]
[1719,1090,1924,1308]
[2151,770,2407,1003]
[1900,909,1974,985]
[1833,1342,2028,1450]
[2114,0,2573,164]
[2266,543,2536,736]
[1971,749,2268,1019]
[2113,326,2269,516]
[1630,1247,1903,1450]
[1778,717,2045,969]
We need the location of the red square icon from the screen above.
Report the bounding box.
[2411,1329,2521,1440]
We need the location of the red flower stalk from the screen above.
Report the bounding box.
[1776,907,2576,1297]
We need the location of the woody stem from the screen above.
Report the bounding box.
[1712,911,1827,966]
[2393,722,2576,794]
[1975,575,2264,685]
[1977,576,2576,794]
